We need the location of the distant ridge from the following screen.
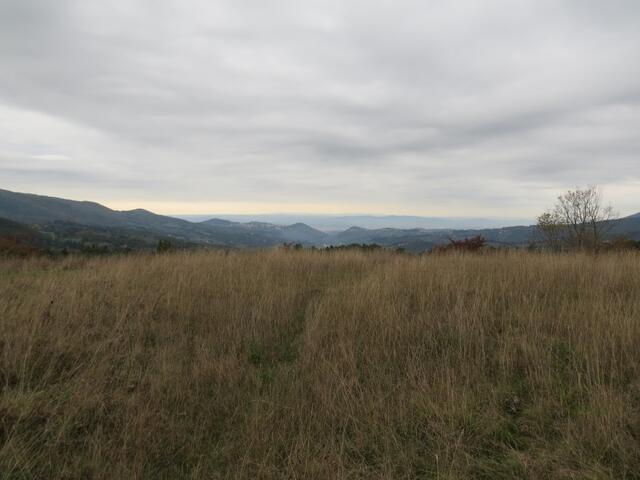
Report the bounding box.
[0,188,193,231]
[0,188,329,248]
[179,213,534,231]
[0,188,638,252]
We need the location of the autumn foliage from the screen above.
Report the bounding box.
[431,235,486,253]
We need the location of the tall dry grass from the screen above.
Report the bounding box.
[1,249,639,479]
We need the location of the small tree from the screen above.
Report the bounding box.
[536,186,616,251]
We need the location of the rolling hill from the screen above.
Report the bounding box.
[0,188,638,252]
[0,188,329,250]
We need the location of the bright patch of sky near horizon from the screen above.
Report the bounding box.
[0,0,638,217]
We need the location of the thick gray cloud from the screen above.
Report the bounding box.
[0,0,638,216]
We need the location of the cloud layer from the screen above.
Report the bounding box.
[1,0,639,216]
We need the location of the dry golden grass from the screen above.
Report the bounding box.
[1,249,640,479]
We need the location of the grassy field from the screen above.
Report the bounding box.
[1,249,640,479]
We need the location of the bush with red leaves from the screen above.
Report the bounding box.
[431,235,486,254]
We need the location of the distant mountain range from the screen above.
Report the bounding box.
[1,188,639,253]
[178,214,534,231]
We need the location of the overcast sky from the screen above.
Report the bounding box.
[1,0,638,217]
